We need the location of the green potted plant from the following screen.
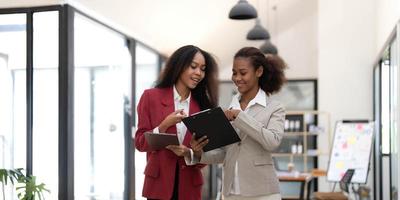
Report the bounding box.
[0,168,49,200]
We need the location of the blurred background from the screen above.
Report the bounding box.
[0,0,399,199]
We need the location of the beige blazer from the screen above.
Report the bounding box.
[200,98,285,197]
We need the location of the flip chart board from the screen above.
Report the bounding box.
[327,121,374,183]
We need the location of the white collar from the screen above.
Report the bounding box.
[173,85,191,102]
[229,88,267,110]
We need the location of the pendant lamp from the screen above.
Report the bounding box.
[247,18,270,40]
[260,40,278,55]
[229,0,257,20]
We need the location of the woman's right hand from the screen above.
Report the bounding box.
[224,109,240,121]
[190,133,209,158]
[159,109,187,132]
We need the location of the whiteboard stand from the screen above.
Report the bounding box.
[327,120,374,186]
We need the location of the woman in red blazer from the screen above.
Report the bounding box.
[135,45,219,200]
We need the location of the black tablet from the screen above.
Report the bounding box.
[182,107,241,152]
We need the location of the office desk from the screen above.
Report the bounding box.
[277,171,313,200]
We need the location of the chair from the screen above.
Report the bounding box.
[313,169,355,200]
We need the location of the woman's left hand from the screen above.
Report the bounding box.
[166,145,190,157]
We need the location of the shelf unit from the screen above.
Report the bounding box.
[273,110,331,172]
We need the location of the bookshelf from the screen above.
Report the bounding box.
[273,110,331,173]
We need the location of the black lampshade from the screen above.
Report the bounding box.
[229,0,258,20]
[247,19,270,40]
[260,40,278,55]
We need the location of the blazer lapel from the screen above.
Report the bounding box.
[247,95,270,118]
[247,104,264,118]
[239,97,269,141]
[160,87,177,134]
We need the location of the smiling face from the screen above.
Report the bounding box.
[177,51,206,90]
[231,57,263,95]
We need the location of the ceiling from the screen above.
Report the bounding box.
[0,0,319,79]
[69,0,274,69]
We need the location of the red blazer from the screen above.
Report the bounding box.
[135,87,205,200]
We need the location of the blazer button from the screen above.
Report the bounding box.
[238,142,241,146]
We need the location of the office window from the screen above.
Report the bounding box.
[0,5,165,199]
[134,43,159,200]
[74,13,132,200]
[135,43,159,97]
[32,11,59,200]
[374,27,400,200]
[0,13,27,199]
[373,63,382,199]
[381,60,390,155]
[389,38,399,199]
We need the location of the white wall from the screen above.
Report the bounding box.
[376,0,400,55]
[318,0,376,192]
[269,0,318,79]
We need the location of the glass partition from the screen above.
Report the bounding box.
[134,43,159,200]
[0,13,27,199]
[74,13,132,200]
[389,36,399,200]
[382,57,390,155]
[0,5,164,199]
[32,11,59,200]
[374,24,400,200]
[373,63,381,199]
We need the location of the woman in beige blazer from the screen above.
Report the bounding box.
[190,47,287,200]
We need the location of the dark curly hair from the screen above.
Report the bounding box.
[234,47,287,95]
